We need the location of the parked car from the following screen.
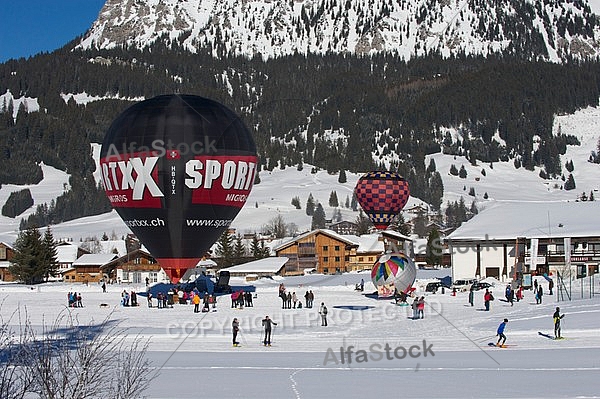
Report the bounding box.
[426,281,450,293]
[451,279,478,292]
[470,281,493,291]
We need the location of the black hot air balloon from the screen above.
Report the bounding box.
[100,95,257,283]
[354,171,410,230]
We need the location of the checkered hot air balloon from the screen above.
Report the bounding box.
[354,171,410,230]
[371,252,417,298]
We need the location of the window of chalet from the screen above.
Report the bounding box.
[323,257,329,262]
[323,246,328,251]
[334,246,340,251]
[335,256,340,262]
[358,257,364,262]
[0,247,6,259]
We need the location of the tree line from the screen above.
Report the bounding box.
[2,40,600,226]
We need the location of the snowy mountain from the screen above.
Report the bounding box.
[78,0,600,62]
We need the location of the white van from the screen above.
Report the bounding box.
[451,278,478,292]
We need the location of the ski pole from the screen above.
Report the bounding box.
[239,328,248,346]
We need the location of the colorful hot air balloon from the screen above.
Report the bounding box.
[371,252,417,298]
[354,171,410,230]
[100,94,257,283]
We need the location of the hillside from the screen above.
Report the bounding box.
[0,101,598,245]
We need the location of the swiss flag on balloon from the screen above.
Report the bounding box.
[166,149,180,160]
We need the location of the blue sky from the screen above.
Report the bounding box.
[0,0,106,62]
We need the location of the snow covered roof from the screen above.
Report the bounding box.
[220,257,288,274]
[346,234,383,254]
[447,201,600,241]
[73,254,119,266]
[56,243,79,263]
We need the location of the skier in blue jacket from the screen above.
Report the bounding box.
[496,318,508,347]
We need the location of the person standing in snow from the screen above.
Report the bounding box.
[537,285,544,304]
[412,297,419,319]
[553,307,565,339]
[496,318,508,347]
[468,288,474,307]
[262,315,277,346]
[232,318,240,346]
[292,292,298,309]
[319,302,328,326]
[548,279,554,295]
[484,289,493,311]
[192,293,200,313]
[304,291,310,308]
[417,297,425,319]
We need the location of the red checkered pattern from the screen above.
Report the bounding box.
[354,171,410,229]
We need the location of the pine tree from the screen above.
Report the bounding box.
[469,200,479,215]
[291,196,301,209]
[428,171,444,211]
[392,213,411,236]
[426,159,437,173]
[233,234,246,262]
[459,165,468,178]
[9,227,45,284]
[250,235,264,259]
[338,169,347,183]
[449,164,459,176]
[412,210,428,237]
[328,190,339,207]
[306,193,315,216]
[564,174,576,190]
[425,228,442,266]
[344,195,350,208]
[311,203,327,229]
[355,209,372,235]
[350,193,358,211]
[215,231,234,267]
[41,226,59,281]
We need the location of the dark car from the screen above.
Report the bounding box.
[470,281,492,291]
[426,281,450,293]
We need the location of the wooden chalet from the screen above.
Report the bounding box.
[63,253,119,283]
[100,249,168,284]
[0,242,16,282]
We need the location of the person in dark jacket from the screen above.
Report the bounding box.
[496,318,508,347]
[553,307,565,339]
[262,316,277,346]
[232,318,240,346]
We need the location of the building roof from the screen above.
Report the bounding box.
[220,257,289,274]
[273,229,360,251]
[447,200,600,241]
[73,254,119,266]
[56,243,79,263]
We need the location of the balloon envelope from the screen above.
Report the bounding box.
[371,252,417,298]
[100,94,257,283]
[354,171,410,230]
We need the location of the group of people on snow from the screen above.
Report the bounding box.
[67,292,83,307]
[231,290,253,308]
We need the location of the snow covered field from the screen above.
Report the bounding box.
[2,271,599,399]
